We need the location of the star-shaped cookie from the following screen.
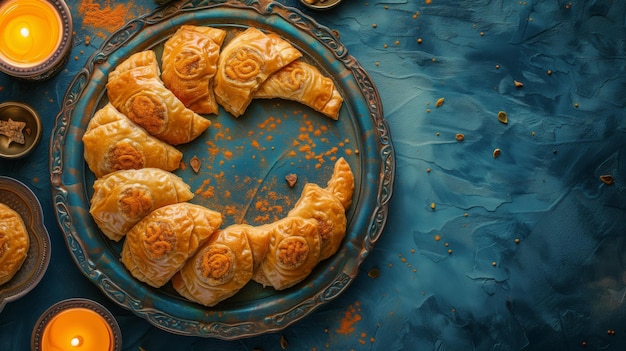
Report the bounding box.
[0,118,26,145]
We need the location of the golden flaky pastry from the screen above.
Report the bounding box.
[254,216,320,290]
[325,157,355,209]
[120,203,222,288]
[107,50,211,145]
[255,60,343,120]
[90,168,194,242]
[172,224,254,307]
[288,183,347,261]
[213,27,302,117]
[0,203,29,285]
[83,104,182,178]
[162,25,226,115]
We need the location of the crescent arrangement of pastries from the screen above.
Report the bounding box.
[173,158,354,306]
[0,203,30,286]
[83,24,352,307]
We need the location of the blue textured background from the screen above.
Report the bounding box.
[1,0,625,350]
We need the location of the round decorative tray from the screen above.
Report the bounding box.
[50,0,394,339]
[0,176,51,313]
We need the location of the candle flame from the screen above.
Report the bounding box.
[70,336,83,347]
[19,26,30,38]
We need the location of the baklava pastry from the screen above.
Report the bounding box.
[172,224,254,306]
[0,203,29,285]
[107,50,211,145]
[325,157,355,209]
[90,168,194,242]
[287,183,347,261]
[235,223,270,272]
[162,25,226,115]
[255,60,343,120]
[83,104,182,178]
[120,203,222,288]
[257,216,320,290]
[213,27,302,117]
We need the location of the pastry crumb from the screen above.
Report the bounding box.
[190,156,201,173]
[285,173,297,187]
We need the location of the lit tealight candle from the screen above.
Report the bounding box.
[32,299,122,351]
[0,0,72,80]
[42,308,113,351]
[0,0,60,66]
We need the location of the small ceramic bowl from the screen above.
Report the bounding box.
[0,102,42,159]
[300,0,342,10]
[0,176,51,313]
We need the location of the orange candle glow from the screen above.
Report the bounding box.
[41,308,114,351]
[0,0,62,67]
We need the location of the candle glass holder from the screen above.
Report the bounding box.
[31,298,122,351]
[0,0,72,81]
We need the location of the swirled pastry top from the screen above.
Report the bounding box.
[90,168,194,242]
[162,25,226,115]
[107,50,211,145]
[172,223,254,307]
[255,216,321,291]
[83,104,182,178]
[213,27,302,117]
[0,203,29,286]
[120,203,222,288]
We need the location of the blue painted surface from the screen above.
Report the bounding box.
[1,0,625,350]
